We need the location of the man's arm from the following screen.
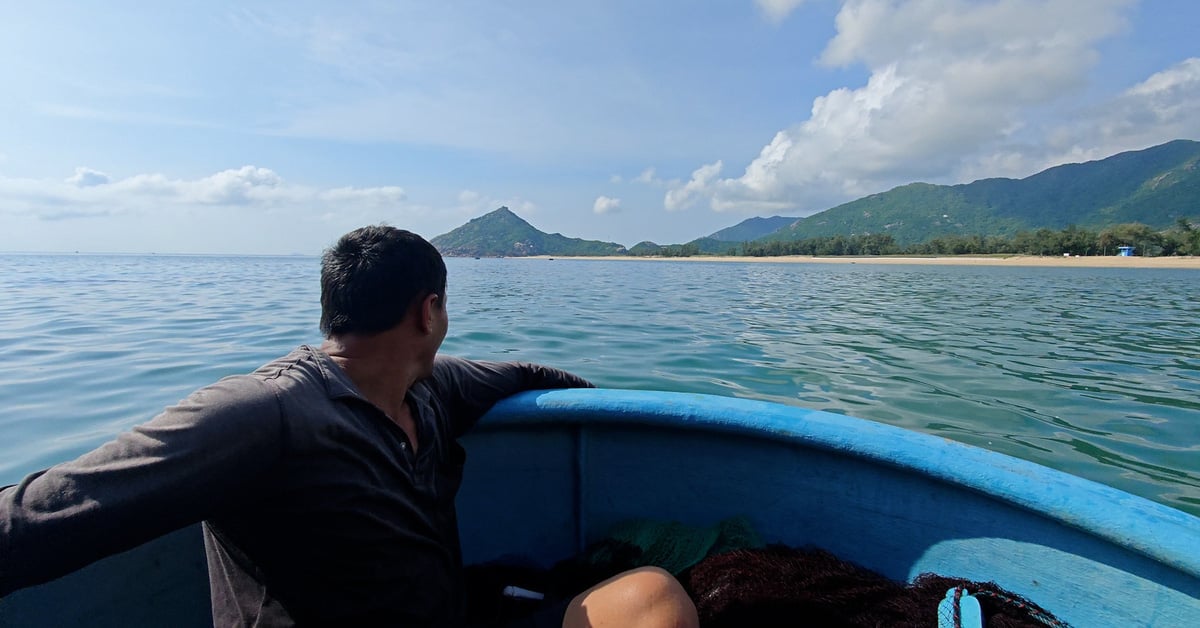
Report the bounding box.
[0,375,282,597]
[430,356,593,437]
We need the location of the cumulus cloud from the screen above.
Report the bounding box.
[0,166,413,220]
[66,167,111,187]
[71,167,290,208]
[190,166,283,204]
[1076,57,1200,156]
[669,0,1141,215]
[0,158,544,252]
[593,196,622,215]
[664,161,722,211]
[1127,57,1200,99]
[957,56,1200,181]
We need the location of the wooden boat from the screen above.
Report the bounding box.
[3,389,1198,626]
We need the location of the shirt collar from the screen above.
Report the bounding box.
[301,344,365,401]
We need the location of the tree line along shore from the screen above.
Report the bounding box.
[520,254,1200,269]
[649,221,1200,259]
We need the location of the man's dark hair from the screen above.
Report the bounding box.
[320,225,447,337]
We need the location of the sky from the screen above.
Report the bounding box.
[1,0,1198,255]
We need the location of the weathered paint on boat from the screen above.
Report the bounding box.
[3,389,1198,626]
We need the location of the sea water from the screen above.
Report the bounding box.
[1,254,1197,516]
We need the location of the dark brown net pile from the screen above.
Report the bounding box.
[682,545,1068,627]
[466,529,1070,627]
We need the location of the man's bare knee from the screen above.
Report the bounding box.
[564,566,698,628]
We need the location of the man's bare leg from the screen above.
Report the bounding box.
[562,566,699,628]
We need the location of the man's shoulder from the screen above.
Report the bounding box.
[185,347,329,410]
[249,346,322,379]
[175,347,336,441]
[431,354,471,373]
[181,371,279,413]
[417,355,494,402]
[419,355,466,396]
[427,355,512,387]
[242,346,342,394]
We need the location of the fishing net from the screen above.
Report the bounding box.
[465,518,1069,627]
[684,545,1069,627]
[577,516,764,576]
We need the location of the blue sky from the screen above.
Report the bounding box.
[2,0,1197,254]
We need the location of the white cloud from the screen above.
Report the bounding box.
[959,56,1200,181]
[1127,58,1200,98]
[188,166,283,204]
[1,166,413,219]
[0,165,545,252]
[593,196,622,215]
[634,167,660,185]
[756,0,808,23]
[615,167,664,188]
[67,167,111,187]
[669,0,1138,215]
[664,161,722,211]
[1084,57,1200,153]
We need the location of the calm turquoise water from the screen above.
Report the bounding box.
[2,254,1198,516]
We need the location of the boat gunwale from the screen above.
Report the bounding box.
[477,388,1200,578]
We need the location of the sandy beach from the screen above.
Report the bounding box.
[519,254,1200,269]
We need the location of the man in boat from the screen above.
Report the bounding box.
[0,225,698,628]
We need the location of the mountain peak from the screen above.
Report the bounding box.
[431,207,626,257]
[468,206,521,222]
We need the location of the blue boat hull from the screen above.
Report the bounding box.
[4,389,1198,626]
[460,389,1200,627]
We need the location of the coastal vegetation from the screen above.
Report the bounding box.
[738,220,1200,257]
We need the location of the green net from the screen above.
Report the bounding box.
[582,516,764,575]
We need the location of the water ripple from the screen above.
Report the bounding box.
[447,259,1200,515]
[2,255,1198,516]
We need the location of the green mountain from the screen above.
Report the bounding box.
[431,206,627,257]
[627,241,663,256]
[761,140,1200,246]
[431,141,1199,257]
[706,215,799,242]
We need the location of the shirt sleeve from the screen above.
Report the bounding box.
[0,375,283,597]
[429,356,594,437]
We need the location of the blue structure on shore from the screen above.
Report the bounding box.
[1117,245,1135,256]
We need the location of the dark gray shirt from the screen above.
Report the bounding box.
[0,346,592,626]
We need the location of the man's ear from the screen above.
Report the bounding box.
[419,293,440,334]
